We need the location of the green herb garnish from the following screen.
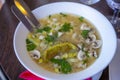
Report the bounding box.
[43,27,51,32]
[54,32,58,38]
[45,32,58,43]
[81,43,85,51]
[81,30,89,39]
[45,35,55,43]
[50,58,72,74]
[37,26,51,33]
[27,43,36,51]
[48,15,51,18]
[26,38,32,44]
[36,29,43,33]
[79,16,84,22]
[85,51,89,58]
[82,59,88,64]
[59,23,73,32]
[60,13,67,17]
[26,39,36,51]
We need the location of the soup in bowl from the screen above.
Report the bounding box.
[13,2,117,80]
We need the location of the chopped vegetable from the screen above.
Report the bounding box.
[45,32,58,43]
[39,35,45,40]
[27,44,36,51]
[79,16,84,22]
[50,58,72,74]
[39,58,43,63]
[43,27,51,32]
[54,32,58,38]
[36,26,51,33]
[54,68,60,73]
[59,23,73,32]
[36,29,43,33]
[60,13,67,17]
[82,59,88,65]
[81,43,85,51]
[27,34,40,46]
[48,15,51,18]
[68,52,77,58]
[26,39,37,51]
[26,38,32,44]
[81,30,89,39]
[45,35,55,43]
[58,32,63,37]
[85,51,89,57]
[61,54,68,59]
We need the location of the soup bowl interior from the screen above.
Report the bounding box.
[13,2,117,80]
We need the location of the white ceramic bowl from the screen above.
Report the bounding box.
[13,2,117,80]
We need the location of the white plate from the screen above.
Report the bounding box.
[13,2,117,80]
[109,39,120,80]
[92,71,103,80]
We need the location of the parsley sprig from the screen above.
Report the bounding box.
[59,23,73,32]
[50,58,72,74]
[81,30,89,39]
[36,26,51,33]
[45,32,58,43]
[26,39,36,51]
[79,16,84,22]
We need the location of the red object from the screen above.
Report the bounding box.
[19,70,45,80]
[19,70,92,80]
[85,77,92,80]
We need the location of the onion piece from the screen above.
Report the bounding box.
[80,23,90,30]
[39,35,45,40]
[77,62,87,68]
[58,32,63,37]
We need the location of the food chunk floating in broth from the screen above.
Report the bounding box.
[26,13,102,74]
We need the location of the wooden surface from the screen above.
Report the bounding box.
[0,0,117,80]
